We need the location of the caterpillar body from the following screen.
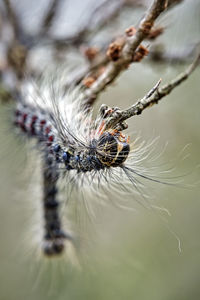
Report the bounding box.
[10,71,184,259]
[14,102,130,172]
[13,76,132,256]
[12,72,180,257]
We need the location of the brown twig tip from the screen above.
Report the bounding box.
[133,45,149,62]
[147,26,164,40]
[139,0,167,36]
[82,76,96,88]
[146,78,162,98]
[83,47,100,62]
[106,37,125,61]
[140,21,152,36]
[125,26,137,37]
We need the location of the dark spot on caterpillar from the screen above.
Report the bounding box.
[30,115,38,135]
[75,155,80,162]
[48,135,54,142]
[44,199,59,209]
[62,151,73,170]
[45,126,51,135]
[40,119,46,125]
[43,239,65,256]
[62,151,70,163]
[44,229,67,240]
[31,115,38,122]
[40,119,46,132]
[15,109,21,117]
[53,144,61,153]
[66,165,73,170]
[91,155,104,170]
[22,113,28,122]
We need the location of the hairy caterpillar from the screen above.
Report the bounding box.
[13,74,135,256]
[12,73,180,257]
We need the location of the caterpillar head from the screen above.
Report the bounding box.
[96,130,130,167]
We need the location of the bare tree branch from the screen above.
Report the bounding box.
[83,0,168,102]
[103,53,200,130]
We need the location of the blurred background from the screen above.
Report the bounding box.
[0,0,200,299]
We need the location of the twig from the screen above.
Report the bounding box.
[104,53,200,129]
[40,0,61,34]
[167,0,183,8]
[83,0,167,101]
[53,0,142,48]
[3,0,23,41]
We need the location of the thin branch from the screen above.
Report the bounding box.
[104,53,200,130]
[53,0,142,48]
[167,0,183,8]
[83,0,167,101]
[40,0,61,34]
[3,0,23,40]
